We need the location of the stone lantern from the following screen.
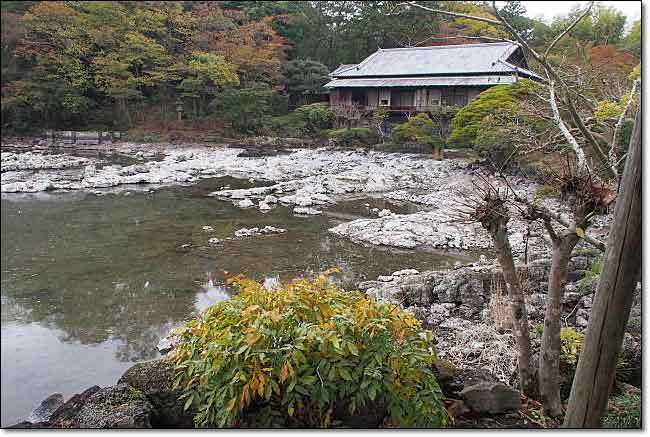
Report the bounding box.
[175,98,184,121]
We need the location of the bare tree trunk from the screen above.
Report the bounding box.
[563,108,642,428]
[487,219,534,395]
[538,233,579,417]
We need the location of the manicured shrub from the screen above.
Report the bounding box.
[169,272,448,428]
[326,128,379,147]
[448,79,538,148]
[294,102,333,131]
[391,114,443,148]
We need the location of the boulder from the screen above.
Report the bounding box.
[27,393,64,423]
[460,382,521,415]
[70,384,154,428]
[25,384,155,428]
[118,359,194,427]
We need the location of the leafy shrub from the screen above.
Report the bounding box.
[327,128,379,147]
[262,113,308,137]
[294,102,333,131]
[169,272,448,428]
[579,255,603,291]
[560,328,584,367]
[603,393,641,428]
[449,79,538,148]
[392,114,444,148]
[594,100,623,123]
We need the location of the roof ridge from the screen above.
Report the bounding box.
[379,41,515,51]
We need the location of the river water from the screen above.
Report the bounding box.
[1,176,475,426]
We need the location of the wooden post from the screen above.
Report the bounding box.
[563,107,642,427]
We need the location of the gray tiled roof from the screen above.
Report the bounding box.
[329,64,358,76]
[331,42,541,79]
[324,75,518,88]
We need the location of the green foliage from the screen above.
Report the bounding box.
[579,255,603,291]
[603,393,641,428]
[448,80,538,148]
[294,102,333,131]
[213,87,287,134]
[619,119,635,152]
[473,115,518,165]
[623,21,641,58]
[169,272,448,428]
[327,128,378,147]
[392,114,443,148]
[283,59,330,105]
[535,185,560,199]
[262,113,307,137]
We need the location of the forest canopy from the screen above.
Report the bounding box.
[0,1,640,135]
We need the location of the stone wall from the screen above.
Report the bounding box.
[43,131,123,146]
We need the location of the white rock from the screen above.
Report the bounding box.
[259,201,272,211]
[294,207,321,215]
[208,237,222,245]
[392,269,419,277]
[202,226,215,232]
[378,208,392,217]
[237,199,254,208]
[264,195,278,204]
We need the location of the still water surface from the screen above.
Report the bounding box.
[1,177,474,426]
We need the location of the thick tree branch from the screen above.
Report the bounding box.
[549,79,589,173]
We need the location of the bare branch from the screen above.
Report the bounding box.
[548,79,589,173]
[404,2,501,25]
[544,2,594,58]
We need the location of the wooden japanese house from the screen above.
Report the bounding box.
[325,42,541,113]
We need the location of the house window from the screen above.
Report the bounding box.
[454,94,468,107]
[380,99,389,105]
[441,88,468,107]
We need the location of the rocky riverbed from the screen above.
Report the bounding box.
[2,142,629,428]
[1,144,612,261]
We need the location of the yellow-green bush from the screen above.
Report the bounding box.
[594,100,623,123]
[294,102,333,131]
[169,272,448,428]
[560,328,584,367]
[392,114,443,148]
[448,79,538,148]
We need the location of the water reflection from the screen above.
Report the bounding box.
[1,177,477,425]
[194,273,232,313]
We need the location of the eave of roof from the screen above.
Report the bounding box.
[324,75,520,88]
